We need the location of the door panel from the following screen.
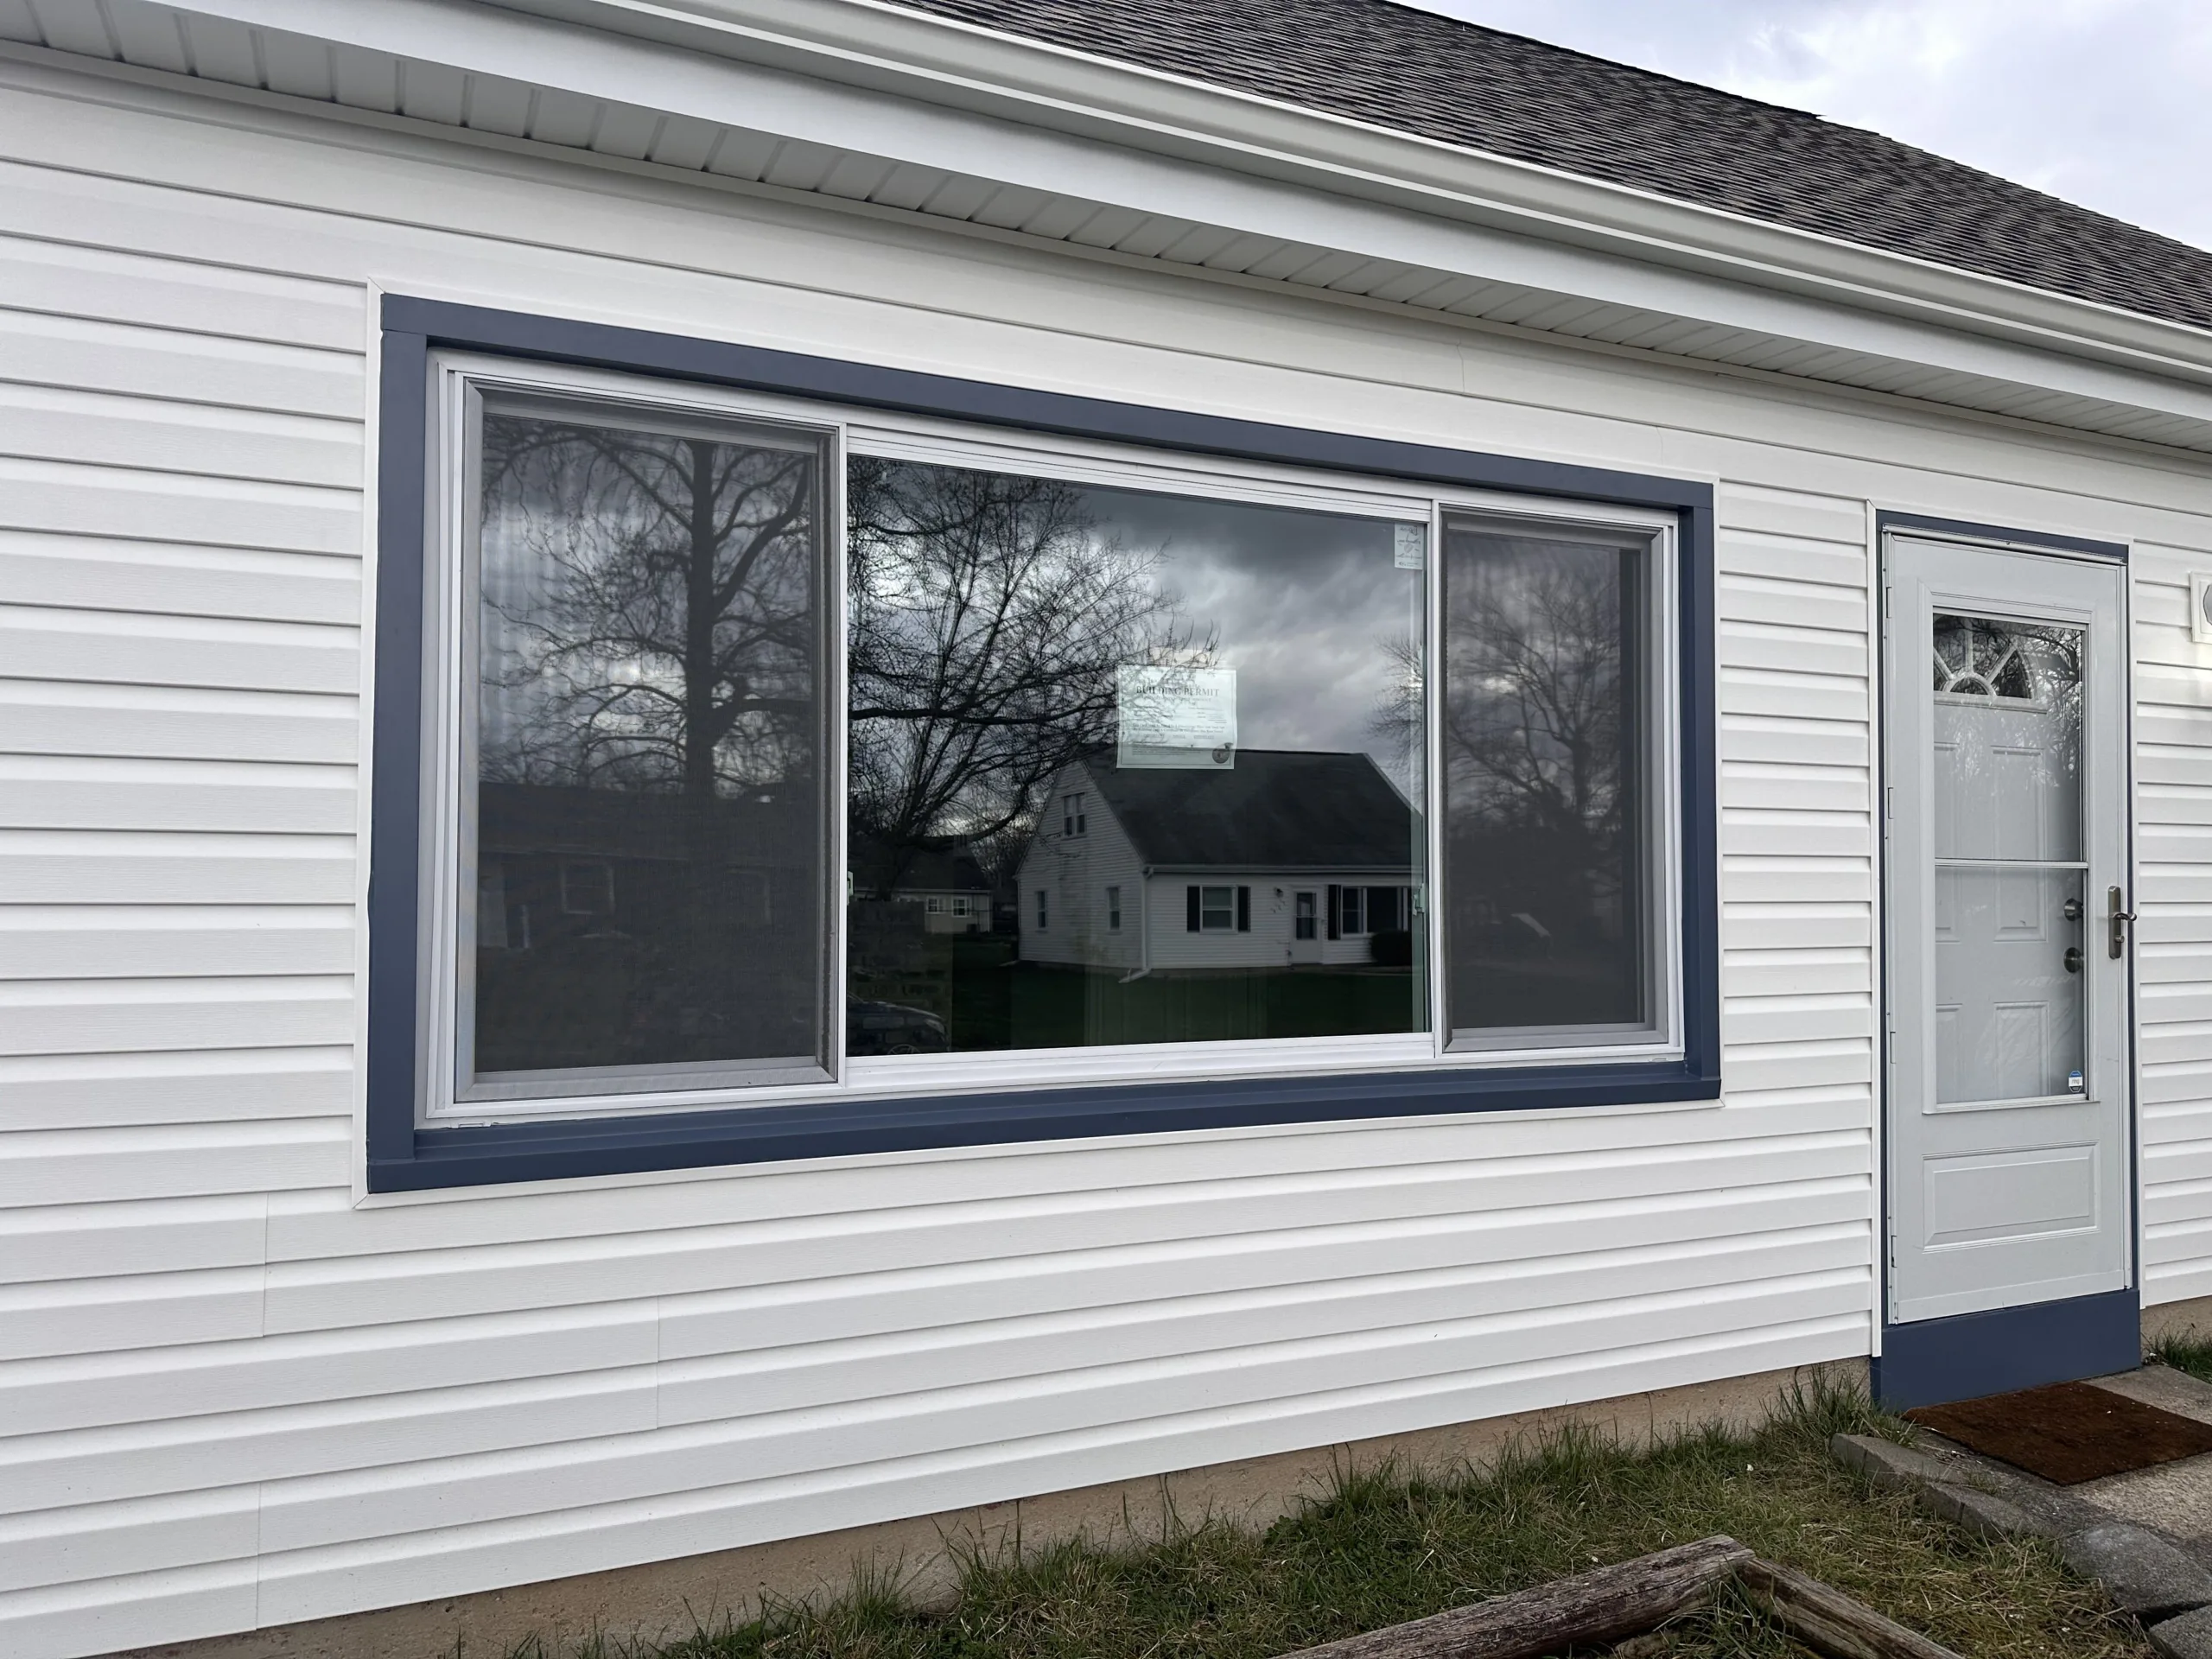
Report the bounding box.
[1885,537,2130,1325]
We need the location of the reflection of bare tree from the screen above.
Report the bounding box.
[846,457,1199,894]
[479,415,820,798]
[472,412,826,1068]
[1443,555,1627,861]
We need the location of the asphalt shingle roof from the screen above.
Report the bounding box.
[896,0,2212,334]
[1086,749,1414,869]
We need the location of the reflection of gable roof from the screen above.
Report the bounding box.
[1085,750,1413,868]
[858,837,992,892]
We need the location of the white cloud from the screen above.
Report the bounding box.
[1402,0,2212,251]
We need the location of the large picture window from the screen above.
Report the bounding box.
[371,305,1712,1186]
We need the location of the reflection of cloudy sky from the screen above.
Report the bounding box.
[1078,486,1423,776]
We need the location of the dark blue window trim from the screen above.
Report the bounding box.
[367,296,1721,1193]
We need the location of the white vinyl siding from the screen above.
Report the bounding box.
[1141,874,1395,969]
[2133,542,2212,1306]
[4,48,2212,1659]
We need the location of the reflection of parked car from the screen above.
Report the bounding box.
[846,1001,948,1055]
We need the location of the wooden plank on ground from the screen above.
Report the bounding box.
[1272,1535,1754,1659]
[1737,1556,1966,1659]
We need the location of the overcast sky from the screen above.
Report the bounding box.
[1403,0,2212,253]
[1083,486,1423,775]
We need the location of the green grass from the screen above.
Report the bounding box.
[486,1378,2148,1659]
[854,931,1427,1051]
[2151,1328,2212,1384]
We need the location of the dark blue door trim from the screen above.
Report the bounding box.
[1878,512,2128,563]
[367,296,1722,1193]
[1872,1290,2141,1409]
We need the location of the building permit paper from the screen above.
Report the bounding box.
[1116,664,1237,768]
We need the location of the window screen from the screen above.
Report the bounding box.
[464,395,832,1095]
[1440,515,1654,1042]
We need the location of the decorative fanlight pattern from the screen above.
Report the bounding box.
[1932,615,2037,699]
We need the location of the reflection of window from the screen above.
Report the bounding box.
[1035,889,1048,929]
[1106,887,1122,931]
[1063,793,1086,836]
[1294,891,1318,941]
[1335,885,1365,937]
[560,861,614,916]
[1440,514,1663,1046]
[1189,885,1249,932]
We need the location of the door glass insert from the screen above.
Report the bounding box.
[1929,613,2087,1104]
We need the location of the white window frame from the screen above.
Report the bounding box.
[416,352,1685,1127]
[1198,885,1237,932]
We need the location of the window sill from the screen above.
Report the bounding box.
[368,1057,1721,1192]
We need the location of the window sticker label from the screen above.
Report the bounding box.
[1394,524,1427,571]
[1116,664,1237,768]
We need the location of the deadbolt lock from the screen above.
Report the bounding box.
[2063,897,2083,921]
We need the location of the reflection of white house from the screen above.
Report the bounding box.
[1016,752,1418,972]
[891,844,995,934]
[850,837,996,933]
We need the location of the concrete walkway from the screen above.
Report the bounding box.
[2072,1367,2212,1548]
[1834,1363,2212,1658]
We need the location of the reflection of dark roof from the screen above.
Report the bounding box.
[1087,749,1413,868]
[896,0,2212,334]
[860,837,991,892]
[479,782,814,862]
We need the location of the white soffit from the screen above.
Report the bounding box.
[9,0,2212,454]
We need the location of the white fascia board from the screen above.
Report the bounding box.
[149,0,2212,429]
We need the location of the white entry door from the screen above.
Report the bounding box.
[1884,535,2132,1325]
[1291,891,1323,964]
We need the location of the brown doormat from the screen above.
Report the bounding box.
[1904,1380,2212,1484]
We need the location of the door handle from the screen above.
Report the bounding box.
[2109,887,2138,960]
[2064,946,2083,975]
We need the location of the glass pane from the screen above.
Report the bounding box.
[469,399,829,1085]
[1441,518,1650,1039]
[1934,868,2087,1103]
[845,456,1427,1054]
[1931,615,2082,864]
[1929,613,2087,1103]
